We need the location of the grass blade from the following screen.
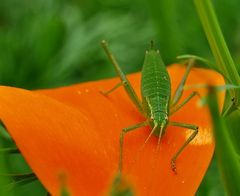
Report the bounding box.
[207,88,240,195]
[194,0,240,115]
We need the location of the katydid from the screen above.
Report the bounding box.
[101,40,199,174]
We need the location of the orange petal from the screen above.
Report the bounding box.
[0,87,113,195]
[0,64,224,195]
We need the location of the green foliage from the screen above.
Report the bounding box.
[2,173,37,190]
[0,0,155,89]
[0,151,47,196]
[196,157,225,196]
[0,145,11,196]
[207,89,240,195]
[0,122,46,196]
[194,0,240,116]
[195,0,240,195]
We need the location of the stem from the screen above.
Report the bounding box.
[194,0,240,115]
[208,89,240,195]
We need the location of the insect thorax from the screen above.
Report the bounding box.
[142,95,169,134]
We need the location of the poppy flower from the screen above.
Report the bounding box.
[0,64,224,195]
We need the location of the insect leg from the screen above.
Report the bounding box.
[101,40,144,114]
[170,91,200,115]
[100,82,122,96]
[119,121,148,174]
[168,121,198,173]
[171,58,196,107]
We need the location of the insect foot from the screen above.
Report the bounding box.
[171,160,177,175]
[99,89,108,96]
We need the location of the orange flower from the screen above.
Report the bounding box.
[0,64,224,195]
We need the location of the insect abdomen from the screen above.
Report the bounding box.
[141,50,171,117]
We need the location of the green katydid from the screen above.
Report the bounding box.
[100,40,200,175]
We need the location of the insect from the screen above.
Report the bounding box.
[100,40,199,174]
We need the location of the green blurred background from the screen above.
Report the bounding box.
[0,0,240,195]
